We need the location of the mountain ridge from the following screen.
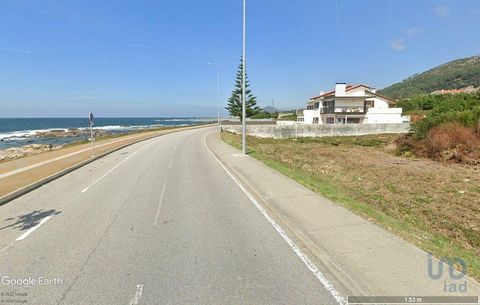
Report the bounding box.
[379,55,480,99]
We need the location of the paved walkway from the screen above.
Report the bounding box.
[206,131,480,298]
[0,125,212,200]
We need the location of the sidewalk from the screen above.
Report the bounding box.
[0,125,212,204]
[206,131,480,298]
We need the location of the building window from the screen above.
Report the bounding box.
[313,117,319,123]
[347,117,361,124]
[314,102,320,109]
[326,117,334,124]
[322,100,335,113]
[365,100,374,108]
[337,117,346,124]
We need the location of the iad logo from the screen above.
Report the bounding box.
[427,253,467,292]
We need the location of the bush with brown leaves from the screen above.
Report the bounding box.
[427,123,480,162]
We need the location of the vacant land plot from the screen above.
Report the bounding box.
[221,132,480,280]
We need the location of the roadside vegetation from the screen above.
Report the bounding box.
[250,111,279,119]
[396,93,480,165]
[277,112,297,121]
[221,131,480,280]
[225,57,261,120]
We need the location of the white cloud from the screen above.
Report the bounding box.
[390,39,406,51]
[405,27,423,36]
[0,47,32,54]
[435,5,450,18]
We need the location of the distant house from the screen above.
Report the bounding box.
[297,83,404,125]
[430,86,477,95]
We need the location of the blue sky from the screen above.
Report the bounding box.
[0,0,479,117]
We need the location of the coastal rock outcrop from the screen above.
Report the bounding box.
[0,144,63,162]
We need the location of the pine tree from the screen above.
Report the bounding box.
[225,58,261,120]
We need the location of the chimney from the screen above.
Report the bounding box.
[319,91,324,96]
[335,83,346,96]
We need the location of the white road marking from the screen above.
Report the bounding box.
[204,132,346,305]
[0,242,14,253]
[168,144,177,168]
[15,215,54,241]
[153,179,167,226]
[129,284,144,305]
[81,151,138,193]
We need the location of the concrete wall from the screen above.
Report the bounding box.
[221,123,410,139]
[365,107,403,124]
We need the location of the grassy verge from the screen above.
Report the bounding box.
[221,131,480,280]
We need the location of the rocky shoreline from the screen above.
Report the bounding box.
[0,143,64,162]
[0,128,111,162]
[31,128,109,139]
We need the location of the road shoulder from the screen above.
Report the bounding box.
[206,130,480,297]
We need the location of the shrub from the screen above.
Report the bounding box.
[426,123,479,161]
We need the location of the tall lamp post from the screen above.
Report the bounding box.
[208,62,221,126]
[242,0,247,154]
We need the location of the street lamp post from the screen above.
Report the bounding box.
[208,62,221,126]
[242,0,247,154]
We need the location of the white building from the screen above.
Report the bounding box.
[297,83,404,124]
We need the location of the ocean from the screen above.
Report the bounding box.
[0,117,216,149]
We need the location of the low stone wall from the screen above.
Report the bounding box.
[221,123,410,139]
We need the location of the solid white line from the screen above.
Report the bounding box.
[204,132,346,305]
[81,151,138,193]
[15,215,54,241]
[153,179,167,226]
[129,284,144,305]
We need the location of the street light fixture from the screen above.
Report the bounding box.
[207,62,221,127]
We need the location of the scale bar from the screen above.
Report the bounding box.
[348,296,479,304]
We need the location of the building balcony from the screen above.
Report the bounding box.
[321,106,366,114]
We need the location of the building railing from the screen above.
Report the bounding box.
[321,106,366,114]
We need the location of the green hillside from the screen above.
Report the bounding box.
[379,55,480,99]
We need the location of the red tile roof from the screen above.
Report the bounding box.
[310,84,372,100]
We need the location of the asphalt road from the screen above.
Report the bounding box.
[0,127,339,305]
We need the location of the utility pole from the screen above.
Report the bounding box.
[242,0,247,154]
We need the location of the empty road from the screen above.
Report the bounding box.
[0,127,340,305]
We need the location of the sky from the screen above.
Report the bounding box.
[0,0,479,117]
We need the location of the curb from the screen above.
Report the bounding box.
[205,132,480,296]
[0,124,214,206]
[204,131,370,297]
